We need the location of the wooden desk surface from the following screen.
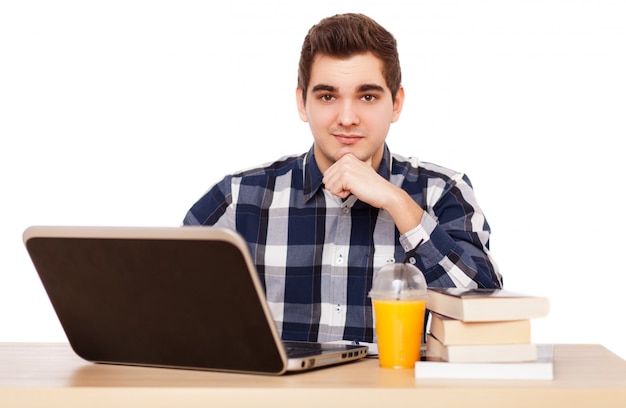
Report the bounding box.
[1,343,626,407]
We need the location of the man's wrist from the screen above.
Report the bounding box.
[383,187,424,234]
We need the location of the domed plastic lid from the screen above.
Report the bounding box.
[369,263,427,300]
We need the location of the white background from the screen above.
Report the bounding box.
[1,1,625,359]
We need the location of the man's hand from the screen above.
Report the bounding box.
[322,154,424,234]
[322,154,390,207]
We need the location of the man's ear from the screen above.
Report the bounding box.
[296,87,309,123]
[391,86,405,123]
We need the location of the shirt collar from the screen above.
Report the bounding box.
[303,144,392,203]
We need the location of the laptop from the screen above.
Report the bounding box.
[22,225,368,375]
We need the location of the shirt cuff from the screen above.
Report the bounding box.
[399,214,433,252]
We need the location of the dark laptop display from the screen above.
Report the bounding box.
[23,226,367,375]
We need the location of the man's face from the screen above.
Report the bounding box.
[297,52,404,173]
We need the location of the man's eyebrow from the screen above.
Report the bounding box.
[310,83,386,93]
[358,84,385,93]
[311,84,336,93]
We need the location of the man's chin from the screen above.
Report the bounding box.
[334,148,361,160]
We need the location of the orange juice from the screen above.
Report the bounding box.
[373,298,426,369]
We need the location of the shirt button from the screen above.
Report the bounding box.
[336,255,344,264]
[408,257,416,265]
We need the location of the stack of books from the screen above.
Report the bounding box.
[415,287,553,380]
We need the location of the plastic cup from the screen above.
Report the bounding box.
[369,263,427,369]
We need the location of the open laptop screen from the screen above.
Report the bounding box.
[24,226,288,374]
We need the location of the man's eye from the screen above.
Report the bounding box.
[320,94,335,102]
[362,94,377,102]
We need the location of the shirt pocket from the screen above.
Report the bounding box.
[373,254,396,270]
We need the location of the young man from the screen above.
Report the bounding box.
[184,13,502,343]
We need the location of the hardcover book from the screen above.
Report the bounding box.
[426,288,550,322]
[429,312,531,345]
[416,344,554,380]
[425,333,538,363]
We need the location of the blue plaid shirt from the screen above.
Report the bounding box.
[184,144,502,343]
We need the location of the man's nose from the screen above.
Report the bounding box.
[336,100,360,126]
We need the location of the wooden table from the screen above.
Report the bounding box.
[1,343,626,407]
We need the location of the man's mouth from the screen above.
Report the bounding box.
[334,134,363,145]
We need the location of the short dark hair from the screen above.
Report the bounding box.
[297,13,402,103]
